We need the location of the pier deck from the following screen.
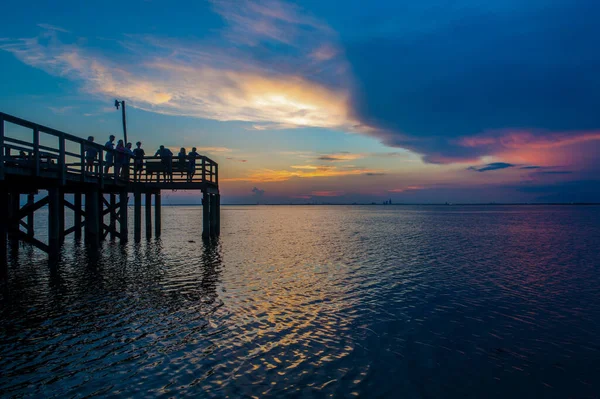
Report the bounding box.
[0,112,220,262]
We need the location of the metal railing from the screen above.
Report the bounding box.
[0,112,218,186]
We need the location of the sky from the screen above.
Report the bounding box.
[1,0,599,204]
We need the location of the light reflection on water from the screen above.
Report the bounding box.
[1,205,600,397]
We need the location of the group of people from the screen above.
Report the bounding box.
[84,135,202,182]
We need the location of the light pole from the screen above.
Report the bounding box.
[114,99,128,144]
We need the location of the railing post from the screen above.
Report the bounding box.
[202,157,206,182]
[80,142,85,181]
[0,116,4,180]
[215,163,218,185]
[33,127,40,176]
[99,149,104,189]
[59,134,66,185]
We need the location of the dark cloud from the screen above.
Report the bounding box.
[520,166,542,170]
[251,187,265,196]
[365,172,385,176]
[468,162,514,172]
[343,0,600,162]
[537,171,573,175]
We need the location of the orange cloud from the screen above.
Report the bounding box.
[311,191,344,197]
[222,165,383,183]
[388,186,425,193]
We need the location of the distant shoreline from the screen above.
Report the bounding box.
[162,203,600,206]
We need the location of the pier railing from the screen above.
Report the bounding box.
[0,112,218,187]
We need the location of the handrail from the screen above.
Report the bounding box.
[0,111,219,186]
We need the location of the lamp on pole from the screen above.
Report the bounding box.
[114,99,128,144]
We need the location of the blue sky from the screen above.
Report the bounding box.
[1,0,599,203]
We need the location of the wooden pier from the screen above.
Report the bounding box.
[0,112,220,264]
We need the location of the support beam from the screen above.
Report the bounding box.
[26,193,35,237]
[58,190,65,244]
[210,193,217,236]
[120,191,128,243]
[202,191,210,238]
[215,193,221,236]
[48,188,60,252]
[1,191,8,276]
[155,191,161,238]
[85,189,100,247]
[110,193,117,240]
[74,193,82,240]
[134,191,141,242]
[145,192,152,240]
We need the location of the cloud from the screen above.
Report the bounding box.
[1,2,360,132]
[468,162,515,172]
[197,147,232,153]
[37,24,70,33]
[222,164,383,182]
[48,105,75,114]
[316,152,364,162]
[344,1,600,163]
[388,186,425,193]
[251,186,265,196]
[520,166,542,170]
[311,191,344,197]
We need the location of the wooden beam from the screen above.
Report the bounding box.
[18,196,49,219]
[74,193,82,240]
[26,193,34,237]
[155,191,161,238]
[145,192,152,239]
[48,188,60,251]
[202,191,210,238]
[134,191,141,242]
[110,193,116,240]
[16,231,49,253]
[120,191,128,243]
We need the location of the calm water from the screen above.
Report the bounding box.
[1,205,600,398]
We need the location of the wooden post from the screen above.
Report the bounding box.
[26,193,35,237]
[145,192,152,239]
[58,190,65,244]
[74,193,82,240]
[110,193,116,240]
[216,193,221,236]
[0,191,8,276]
[154,191,161,238]
[59,135,66,185]
[202,191,210,238]
[0,117,5,180]
[210,193,217,236]
[85,189,100,247]
[48,188,60,252]
[134,191,141,242]
[33,127,40,176]
[120,191,128,243]
[202,157,206,182]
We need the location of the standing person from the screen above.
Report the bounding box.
[115,139,126,179]
[104,135,116,175]
[133,141,145,181]
[188,147,200,182]
[155,145,173,182]
[85,136,98,174]
[177,148,187,178]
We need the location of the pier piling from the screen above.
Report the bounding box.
[134,191,141,242]
[155,191,161,238]
[145,192,152,240]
